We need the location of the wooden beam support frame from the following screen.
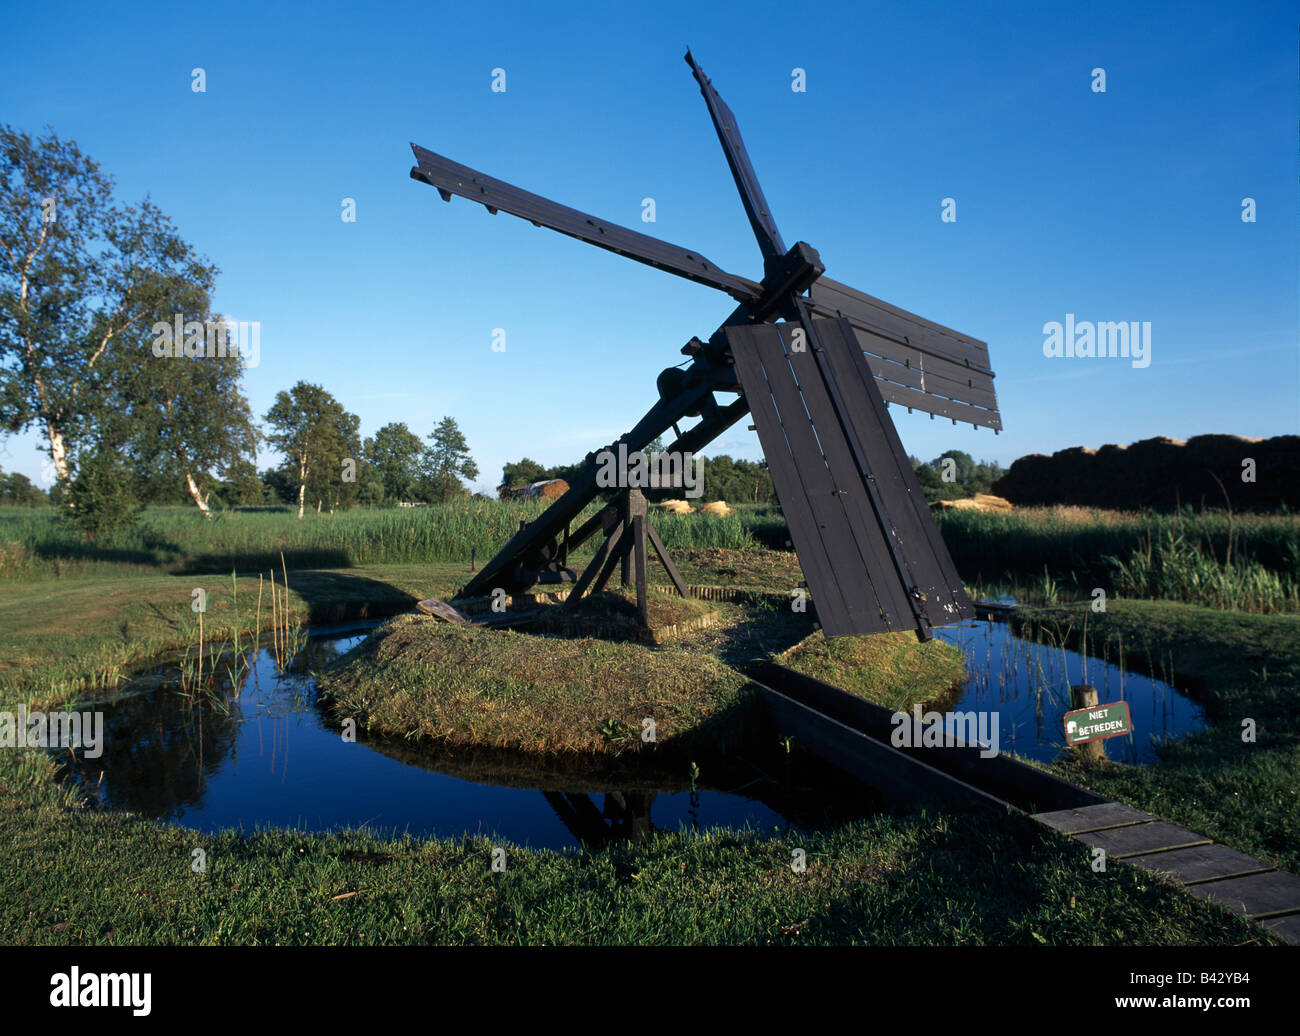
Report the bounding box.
[564,488,691,630]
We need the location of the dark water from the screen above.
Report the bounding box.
[933,616,1204,765]
[54,612,1204,847]
[55,629,862,850]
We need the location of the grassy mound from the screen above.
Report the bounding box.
[317,614,753,758]
[532,588,723,643]
[776,630,966,712]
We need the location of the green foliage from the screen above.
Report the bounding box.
[62,449,144,538]
[264,382,362,515]
[910,450,1006,504]
[364,422,425,503]
[500,457,550,491]
[693,454,774,505]
[1105,527,1300,613]
[0,123,219,496]
[0,470,46,506]
[421,416,478,503]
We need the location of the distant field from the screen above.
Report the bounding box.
[2,501,1296,612]
[0,500,758,581]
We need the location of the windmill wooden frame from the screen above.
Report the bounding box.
[410,51,1001,640]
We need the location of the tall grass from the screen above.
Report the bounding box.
[1105,527,1300,614]
[0,498,758,582]
[931,505,1300,582]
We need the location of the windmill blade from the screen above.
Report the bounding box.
[727,316,974,639]
[410,144,762,304]
[807,277,1001,431]
[684,51,787,266]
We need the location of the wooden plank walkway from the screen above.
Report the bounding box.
[1031,802,1300,943]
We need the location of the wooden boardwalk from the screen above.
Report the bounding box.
[747,662,1300,945]
[1033,802,1300,944]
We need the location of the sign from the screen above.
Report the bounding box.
[1064,701,1132,745]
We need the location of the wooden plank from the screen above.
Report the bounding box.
[1258,913,1300,944]
[685,51,786,263]
[631,506,648,628]
[777,324,914,628]
[415,597,471,623]
[873,377,1003,432]
[1183,871,1300,918]
[1124,844,1275,885]
[856,330,1000,409]
[645,522,690,599]
[753,325,906,630]
[809,277,992,373]
[1033,802,1154,835]
[565,520,623,608]
[755,661,1108,815]
[591,524,632,595]
[729,325,855,635]
[812,317,974,626]
[411,144,763,304]
[755,682,1016,815]
[1074,822,1212,859]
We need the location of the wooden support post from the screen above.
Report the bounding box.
[646,521,690,599]
[566,520,623,609]
[1070,684,1105,762]
[620,492,633,589]
[630,491,649,628]
[592,525,633,595]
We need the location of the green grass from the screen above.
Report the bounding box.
[1018,599,1300,874]
[1105,526,1300,612]
[0,562,468,709]
[935,506,1300,599]
[316,613,755,758]
[0,548,804,710]
[777,630,967,713]
[0,501,759,582]
[0,747,1272,945]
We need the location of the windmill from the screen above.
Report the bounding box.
[409,51,1000,641]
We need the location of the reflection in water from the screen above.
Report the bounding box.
[54,617,1207,847]
[55,629,867,850]
[934,617,1204,764]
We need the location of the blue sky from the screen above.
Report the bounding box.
[2,0,1296,493]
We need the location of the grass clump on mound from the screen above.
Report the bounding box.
[532,588,723,643]
[777,630,966,713]
[317,614,752,757]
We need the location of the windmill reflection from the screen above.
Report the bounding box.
[542,790,676,846]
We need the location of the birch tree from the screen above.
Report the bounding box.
[0,125,216,487]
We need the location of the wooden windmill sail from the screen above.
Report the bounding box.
[409,51,1000,640]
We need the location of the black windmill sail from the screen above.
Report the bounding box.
[409,51,999,640]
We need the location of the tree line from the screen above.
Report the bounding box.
[0,125,479,534]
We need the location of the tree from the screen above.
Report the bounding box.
[261,467,296,506]
[112,308,259,517]
[0,125,218,490]
[63,445,144,538]
[909,450,1007,504]
[264,382,361,518]
[364,422,425,503]
[0,469,46,506]
[421,417,478,503]
[210,456,269,507]
[500,457,550,492]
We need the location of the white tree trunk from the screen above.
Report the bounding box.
[297,453,307,519]
[47,423,70,485]
[185,471,213,519]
